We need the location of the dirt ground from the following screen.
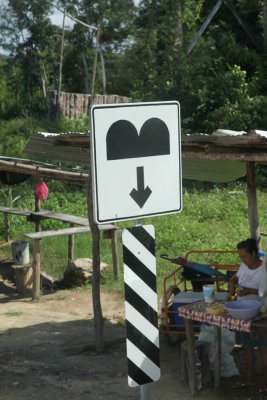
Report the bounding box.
[0,258,265,400]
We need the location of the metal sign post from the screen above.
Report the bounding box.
[140,384,148,400]
[90,101,183,398]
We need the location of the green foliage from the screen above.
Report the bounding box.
[0,116,89,157]
[0,0,266,130]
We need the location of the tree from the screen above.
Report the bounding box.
[0,0,61,115]
[125,0,267,133]
[55,0,136,95]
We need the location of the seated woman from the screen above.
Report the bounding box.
[228,238,267,393]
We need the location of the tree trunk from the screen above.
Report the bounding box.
[264,0,267,52]
[86,179,104,352]
[99,47,106,95]
[40,61,47,98]
[56,8,66,118]
[82,53,89,94]
[176,0,183,48]
[91,26,101,101]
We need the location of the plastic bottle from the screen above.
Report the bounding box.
[195,350,202,390]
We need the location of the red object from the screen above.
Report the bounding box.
[35,181,49,201]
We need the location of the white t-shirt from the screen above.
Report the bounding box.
[237,263,262,289]
[236,262,262,300]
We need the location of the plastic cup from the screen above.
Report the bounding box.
[203,284,215,304]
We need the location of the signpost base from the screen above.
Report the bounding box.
[140,384,148,400]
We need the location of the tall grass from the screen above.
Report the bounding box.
[1,179,267,296]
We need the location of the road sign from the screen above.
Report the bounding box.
[122,225,160,387]
[90,101,182,224]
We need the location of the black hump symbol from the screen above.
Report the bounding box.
[106,118,170,160]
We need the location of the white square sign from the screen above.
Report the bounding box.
[90,101,182,224]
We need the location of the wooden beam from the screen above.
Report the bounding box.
[0,159,88,185]
[246,162,261,244]
[182,152,267,162]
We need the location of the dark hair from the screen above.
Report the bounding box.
[237,238,259,256]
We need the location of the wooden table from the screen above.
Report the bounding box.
[178,300,253,395]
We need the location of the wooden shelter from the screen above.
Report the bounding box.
[21,128,267,243]
[1,128,267,251]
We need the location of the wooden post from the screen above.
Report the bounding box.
[87,180,104,352]
[111,229,119,280]
[246,161,261,244]
[68,223,75,265]
[34,175,41,233]
[32,239,41,300]
[214,326,221,388]
[184,318,197,395]
[4,212,9,242]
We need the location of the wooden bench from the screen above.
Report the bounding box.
[27,210,90,226]
[24,224,120,300]
[25,227,91,300]
[0,207,120,298]
[24,224,119,300]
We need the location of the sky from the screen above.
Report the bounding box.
[49,8,75,29]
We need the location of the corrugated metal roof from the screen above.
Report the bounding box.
[22,129,267,183]
[23,132,90,165]
[182,159,245,182]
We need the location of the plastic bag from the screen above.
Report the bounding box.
[198,325,239,377]
[259,252,267,298]
[35,181,49,202]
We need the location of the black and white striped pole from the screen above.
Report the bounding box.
[122,224,160,399]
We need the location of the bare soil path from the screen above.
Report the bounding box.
[0,258,261,400]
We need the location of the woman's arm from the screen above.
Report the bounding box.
[228,273,238,295]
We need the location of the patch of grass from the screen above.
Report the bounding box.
[4,310,24,317]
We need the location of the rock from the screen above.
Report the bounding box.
[63,258,109,288]
[40,271,55,292]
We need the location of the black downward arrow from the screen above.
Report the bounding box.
[130,166,152,208]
